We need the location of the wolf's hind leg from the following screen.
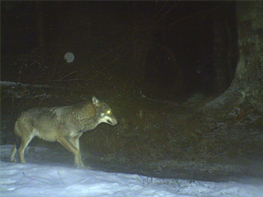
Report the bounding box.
[18,134,35,163]
[10,144,17,163]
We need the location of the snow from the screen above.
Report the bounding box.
[0,81,49,88]
[1,145,263,197]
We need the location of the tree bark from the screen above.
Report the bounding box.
[213,2,238,95]
[205,1,263,114]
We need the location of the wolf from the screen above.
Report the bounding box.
[10,96,117,168]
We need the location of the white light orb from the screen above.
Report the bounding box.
[64,52,75,63]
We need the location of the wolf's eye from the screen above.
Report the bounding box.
[107,110,111,114]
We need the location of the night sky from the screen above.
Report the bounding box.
[1,1,237,99]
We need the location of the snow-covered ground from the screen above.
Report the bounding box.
[0,145,262,197]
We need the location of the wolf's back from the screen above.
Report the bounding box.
[14,107,64,140]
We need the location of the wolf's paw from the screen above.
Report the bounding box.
[76,165,92,170]
[83,165,92,170]
[10,158,17,163]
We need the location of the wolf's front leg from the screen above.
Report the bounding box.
[77,153,92,169]
[74,151,83,168]
[57,136,84,168]
[69,133,91,169]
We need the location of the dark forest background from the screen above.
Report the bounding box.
[2,2,263,181]
[1,1,238,101]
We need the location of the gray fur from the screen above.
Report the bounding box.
[10,97,117,168]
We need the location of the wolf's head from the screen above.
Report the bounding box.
[92,97,118,126]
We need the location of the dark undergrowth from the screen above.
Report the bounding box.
[1,82,263,181]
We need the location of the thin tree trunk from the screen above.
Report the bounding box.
[36,1,44,47]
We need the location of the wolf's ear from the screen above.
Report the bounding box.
[92,96,100,107]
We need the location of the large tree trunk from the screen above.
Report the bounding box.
[205,1,263,114]
[213,2,237,95]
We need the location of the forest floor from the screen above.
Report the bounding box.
[1,81,263,182]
